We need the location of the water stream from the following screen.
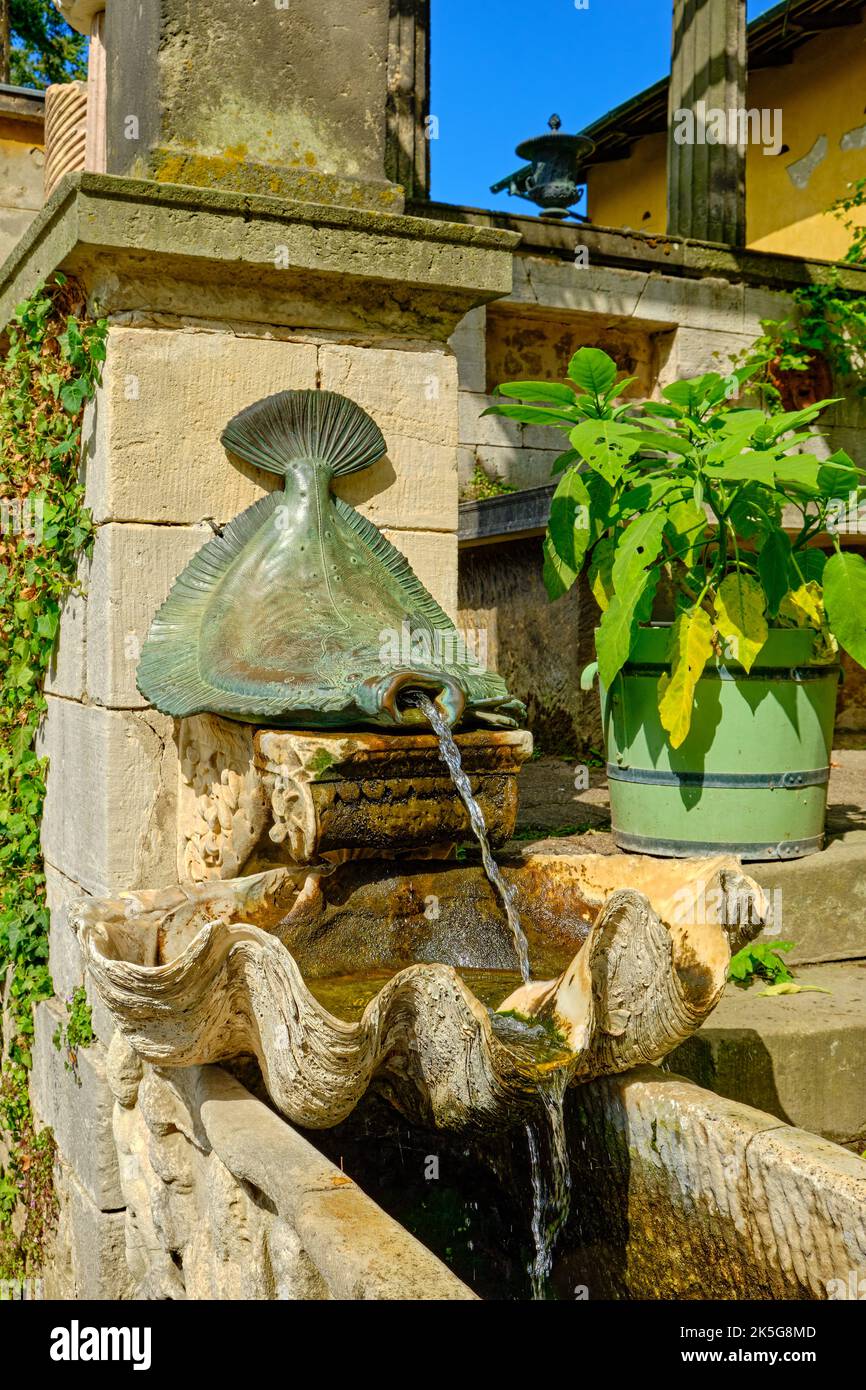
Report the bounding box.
[409,692,531,985]
[409,691,572,1296]
[526,1071,572,1298]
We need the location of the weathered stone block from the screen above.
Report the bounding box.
[458,390,522,449]
[381,527,457,619]
[458,445,477,494]
[449,306,487,393]
[660,326,756,384]
[31,999,124,1210]
[510,257,652,320]
[46,864,85,1000]
[637,274,746,334]
[85,326,318,525]
[472,443,561,494]
[44,551,88,701]
[38,697,177,896]
[87,522,211,707]
[319,343,459,532]
[45,866,116,1044]
[44,1159,133,1301]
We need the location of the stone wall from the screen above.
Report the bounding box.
[0,88,45,262]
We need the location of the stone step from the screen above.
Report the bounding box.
[669,961,866,1148]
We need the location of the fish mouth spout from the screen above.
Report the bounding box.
[356,670,466,729]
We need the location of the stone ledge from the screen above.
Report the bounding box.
[670,960,866,1145]
[187,1065,476,1300]
[411,198,866,292]
[579,1066,866,1298]
[0,173,520,337]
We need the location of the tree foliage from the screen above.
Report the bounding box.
[4,0,86,87]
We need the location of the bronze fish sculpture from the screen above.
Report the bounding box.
[137,389,525,730]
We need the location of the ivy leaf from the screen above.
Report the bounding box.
[658,606,714,748]
[823,551,866,667]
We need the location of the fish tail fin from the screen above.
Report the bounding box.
[220,389,386,478]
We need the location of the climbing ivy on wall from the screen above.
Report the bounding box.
[740,179,866,401]
[0,274,105,1280]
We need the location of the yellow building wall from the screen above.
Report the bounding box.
[0,114,45,263]
[586,20,866,261]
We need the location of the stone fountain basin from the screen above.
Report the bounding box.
[71,852,765,1134]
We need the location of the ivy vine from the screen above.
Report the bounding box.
[0,274,106,1280]
[741,179,866,402]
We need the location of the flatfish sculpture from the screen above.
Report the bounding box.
[137,389,524,730]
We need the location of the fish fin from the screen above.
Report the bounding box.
[137,491,283,716]
[333,497,455,633]
[220,389,385,479]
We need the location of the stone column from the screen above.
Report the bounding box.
[12,0,519,1298]
[666,0,746,245]
[386,0,430,201]
[101,0,401,210]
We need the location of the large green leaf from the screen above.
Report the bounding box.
[588,536,615,611]
[495,381,578,405]
[570,418,643,486]
[567,347,617,399]
[705,452,778,484]
[823,551,866,667]
[481,403,576,427]
[757,529,792,617]
[612,511,668,595]
[542,469,592,601]
[714,572,768,671]
[594,512,666,687]
[661,374,724,415]
[596,588,646,688]
[667,497,707,567]
[658,606,714,748]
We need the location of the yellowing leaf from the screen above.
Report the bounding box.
[714,572,768,673]
[757,983,832,997]
[779,581,825,630]
[658,606,714,749]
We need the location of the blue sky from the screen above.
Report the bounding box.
[430,0,781,209]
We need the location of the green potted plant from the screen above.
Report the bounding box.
[484,348,866,859]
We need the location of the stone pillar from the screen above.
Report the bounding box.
[100,0,401,210]
[12,0,519,1299]
[666,0,746,245]
[84,8,107,174]
[386,0,430,201]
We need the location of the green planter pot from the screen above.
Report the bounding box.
[600,626,840,861]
